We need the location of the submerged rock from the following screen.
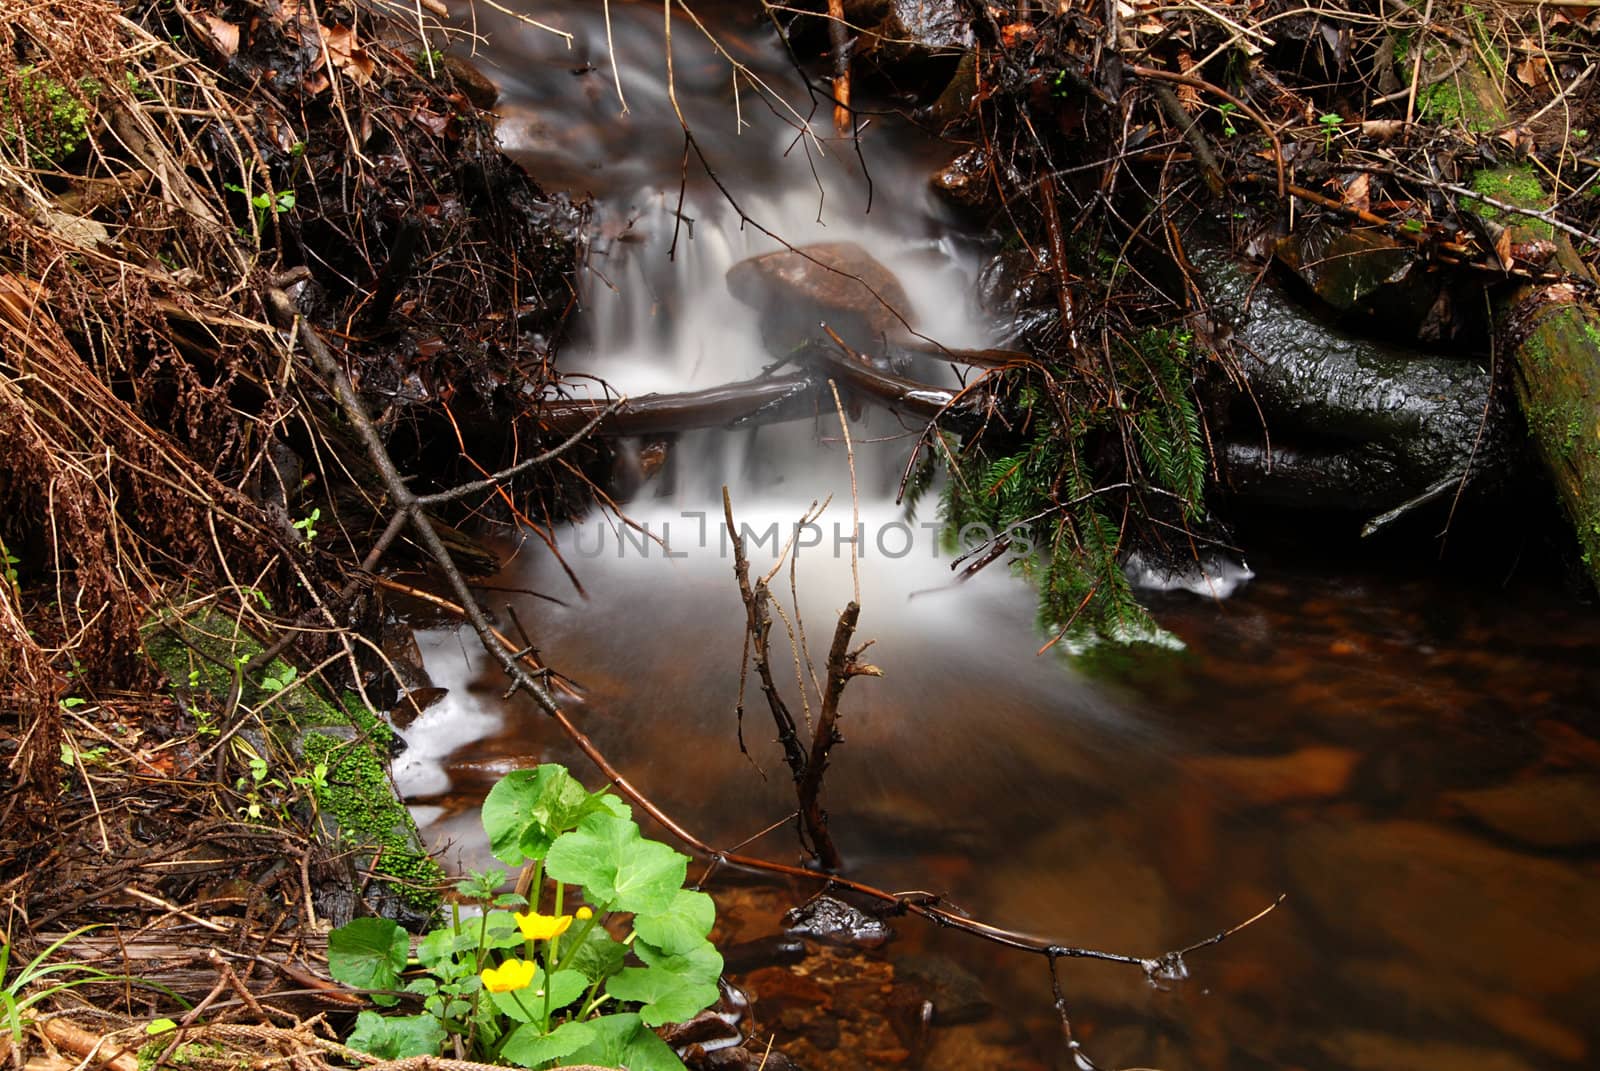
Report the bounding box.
[893,953,992,1024]
[1285,819,1600,995]
[1445,774,1600,848]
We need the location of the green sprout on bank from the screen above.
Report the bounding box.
[1318,112,1343,153]
[293,508,320,548]
[328,764,720,1071]
[1217,102,1239,138]
[224,181,296,236]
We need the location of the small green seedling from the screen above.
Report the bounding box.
[224,181,296,235]
[1318,112,1342,152]
[293,508,320,547]
[1217,102,1238,138]
[259,665,297,693]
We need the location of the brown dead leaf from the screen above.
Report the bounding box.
[1342,172,1370,212]
[323,24,375,84]
[1176,51,1200,110]
[1494,226,1516,272]
[1360,119,1405,141]
[201,13,240,57]
[1516,54,1549,89]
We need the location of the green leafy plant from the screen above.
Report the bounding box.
[292,508,320,548]
[328,764,720,1071]
[259,665,297,693]
[1,538,21,596]
[0,926,116,1045]
[224,181,296,235]
[1317,111,1342,152]
[1216,102,1238,138]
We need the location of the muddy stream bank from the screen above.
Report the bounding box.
[396,5,1600,1070]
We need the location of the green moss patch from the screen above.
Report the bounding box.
[142,609,441,919]
[1467,165,1553,238]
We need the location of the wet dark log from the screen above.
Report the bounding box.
[1189,232,1515,519]
[1502,284,1600,591]
[531,376,816,436]
[530,349,981,438]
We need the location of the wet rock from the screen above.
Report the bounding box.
[922,50,977,128]
[700,1045,804,1071]
[783,894,895,948]
[862,0,973,66]
[389,685,448,730]
[1316,1029,1540,1071]
[893,954,991,1024]
[722,934,809,973]
[441,54,499,110]
[1184,745,1360,806]
[660,1009,744,1051]
[929,149,995,217]
[726,241,913,354]
[1285,820,1600,995]
[1445,774,1600,848]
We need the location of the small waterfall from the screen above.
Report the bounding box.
[401,0,1148,860]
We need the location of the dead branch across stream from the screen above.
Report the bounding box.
[535,340,989,438]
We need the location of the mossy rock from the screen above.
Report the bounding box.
[142,609,442,922]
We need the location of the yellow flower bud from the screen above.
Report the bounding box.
[480,958,537,993]
[514,910,573,941]
[575,906,593,921]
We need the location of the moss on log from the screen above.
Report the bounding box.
[1505,290,1600,590]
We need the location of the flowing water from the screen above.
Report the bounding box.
[402,6,1600,1069]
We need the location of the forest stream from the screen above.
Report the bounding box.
[394,5,1600,1069]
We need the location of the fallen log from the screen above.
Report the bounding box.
[528,348,983,439]
[1466,165,1600,594]
[1502,284,1600,592]
[529,375,816,436]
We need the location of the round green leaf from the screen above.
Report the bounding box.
[605,964,719,1027]
[545,812,688,915]
[327,918,408,1007]
[632,889,715,955]
[345,1011,445,1059]
[500,1019,597,1068]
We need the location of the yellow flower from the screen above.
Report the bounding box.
[480,958,537,993]
[514,910,573,941]
[575,906,593,921]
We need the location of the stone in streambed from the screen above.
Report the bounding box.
[783,894,895,948]
[1184,745,1360,806]
[726,241,914,354]
[1285,819,1600,994]
[1444,774,1600,849]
